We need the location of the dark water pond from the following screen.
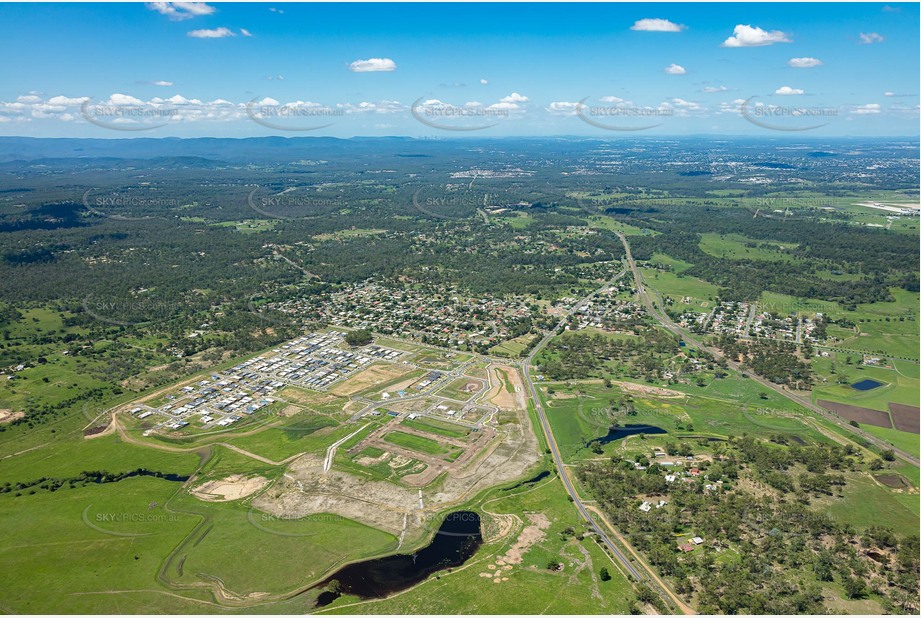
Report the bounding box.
[503,470,551,491]
[315,511,482,606]
[589,424,667,446]
[852,379,883,391]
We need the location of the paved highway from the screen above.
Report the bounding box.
[521,269,645,581]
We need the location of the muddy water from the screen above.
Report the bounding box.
[315,511,482,606]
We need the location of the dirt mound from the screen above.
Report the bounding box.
[0,410,24,423]
[192,474,271,502]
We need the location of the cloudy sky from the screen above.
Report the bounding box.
[0,2,918,137]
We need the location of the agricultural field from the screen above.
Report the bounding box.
[639,268,719,314]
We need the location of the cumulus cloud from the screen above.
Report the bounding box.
[852,103,881,114]
[153,80,174,86]
[702,85,729,93]
[146,2,215,21]
[480,79,488,85]
[348,58,397,72]
[722,24,791,47]
[188,27,235,38]
[630,18,685,32]
[488,92,529,111]
[664,64,686,75]
[546,101,580,116]
[47,95,90,105]
[859,32,885,44]
[788,57,823,68]
[337,100,404,113]
[884,91,895,97]
[268,7,283,14]
[775,86,805,95]
[670,97,702,110]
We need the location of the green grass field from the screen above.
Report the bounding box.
[699,233,802,263]
[401,416,470,439]
[640,267,719,313]
[436,376,484,402]
[383,430,462,461]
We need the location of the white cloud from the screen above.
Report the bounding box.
[671,97,701,110]
[859,32,885,44]
[489,93,529,111]
[348,58,397,72]
[664,64,686,75]
[47,95,89,105]
[268,7,283,14]
[775,86,805,96]
[630,18,685,32]
[338,100,404,113]
[480,79,488,85]
[152,80,174,86]
[107,93,146,105]
[146,2,215,21]
[852,103,881,114]
[702,86,728,93]
[722,24,791,47]
[188,27,235,38]
[240,28,252,37]
[499,92,528,104]
[546,101,579,116]
[788,57,823,68]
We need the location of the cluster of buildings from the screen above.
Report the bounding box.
[224,332,401,390]
[678,301,823,344]
[129,331,401,434]
[269,280,540,350]
[564,284,646,331]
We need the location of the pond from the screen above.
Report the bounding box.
[314,510,482,606]
[590,423,667,446]
[502,470,550,491]
[852,379,884,391]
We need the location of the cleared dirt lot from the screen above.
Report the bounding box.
[486,364,526,411]
[329,362,416,397]
[255,400,541,538]
[818,400,892,429]
[193,474,271,502]
[888,403,920,434]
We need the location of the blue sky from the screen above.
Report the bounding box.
[0,2,918,137]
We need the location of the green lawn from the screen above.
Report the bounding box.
[383,430,462,460]
[401,416,470,439]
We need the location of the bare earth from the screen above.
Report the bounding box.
[192,474,271,502]
[0,410,24,423]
